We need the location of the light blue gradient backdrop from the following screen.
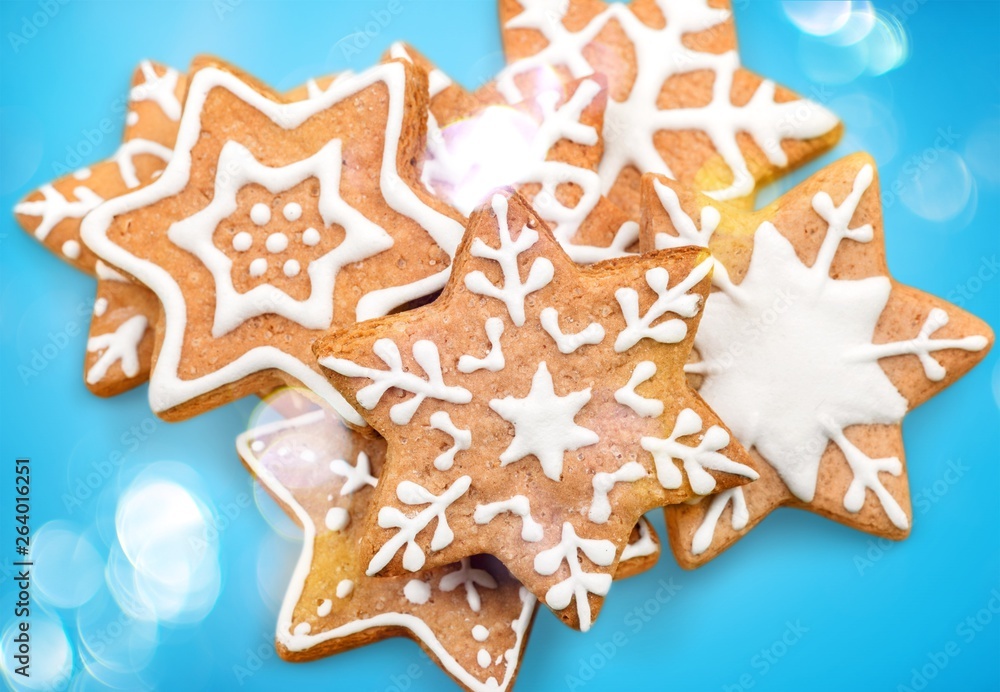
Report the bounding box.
[1,1,998,690]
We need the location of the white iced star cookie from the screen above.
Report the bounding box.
[315,190,756,631]
[81,56,465,422]
[641,153,994,567]
[236,391,661,691]
[494,0,842,217]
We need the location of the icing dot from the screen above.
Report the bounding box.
[73,167,92,180]
[250,203,271,225]
[293,623,311,636]
[250,440,264,453]
[283,202,302,221]
[472,625,489,642]
[336,579,354,598]
[126,111,139,126]
[93,298,108,317]
[325,507,349,531]
[300,449,316,463]
[283,259,301,278]
[477,649,491,669]
[62,240,81,259]
[403,579,430,605]
[266,233,288,253]
[302,227,320,246]
[232,231,253,252]
[249,258,267,277]
[317,599,332,617]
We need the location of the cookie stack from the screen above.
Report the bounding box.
[13,2,994,691]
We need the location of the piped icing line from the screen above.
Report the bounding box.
[368,475,472,574]
[533,522,615,633]
[95,260,129,282]
[81,62,463,426]
[322,339,472,425]
[473,496,544,543]
[14,184,103,241]
[613,360,663,418]
[236,416,535,692]
[429,411,472,471]
[112,138,173,189]
[691,487,748,555]
[614,259,711,352]
[458,317,506,374]
[539,307,605,354]
[650,179,731,290]
[620,518,657,562]
[85,315,148,384]
[131,60,182,120]
[588,462,647,524]
[641,408,758,495]
[497,0,839,201]
[464,195,555,327]
[438,557,498,613]
[329,452,378,496]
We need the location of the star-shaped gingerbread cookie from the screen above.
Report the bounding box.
[14,61,185,396]
[81,56,465,423]
[493,0,843,216]
[237,390,661,691]
[642,153,994,568]
[314,190,756,630]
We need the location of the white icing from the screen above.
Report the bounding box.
[168,139,393,337]
[112,138,173,188]
[131,60,182,121]
[588,462,647,524]
[95,260,128,282]
[14,184,103,241]
[473,496,544,543]
[293,623,311,636]
[464,194,554,327]
[368,476,471,574]
[86,315,148,384]
[539,307,604,353]
[81,62,465,427]
[301,227,320,246]
[74,167,92,180]
[248,258,267,277]
[614,260,710,352]
[403,579,431,605]
[614,360,663,418]
[477,649,491,669]
[232,231,253,251]
[283,202,302,221]
[324,507,349,531]
[423,80,616,257]
[329,451,378,495]
[335,579,354,598]
[489,362,598,481]
[322,339,472,425]
[429,411,472,471]
[472,625,489,642]
[691,488,749,556]
[317,599,333,616]
[388,42,453,98]
[498,0,839,201]
[458,317,506,373]
[620,519,657,563]
[533,522,614,632]
[126,111,139,126]
[641,407,757,495]
[439,558,498,613]
[283,259,300,278]
[93,298,108,317]
[235,413,537,692]
[61,240,81,259]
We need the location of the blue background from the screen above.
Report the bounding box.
[1,1,998,690]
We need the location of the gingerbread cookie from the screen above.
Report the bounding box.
[641,153,994,568]
[236,390,660,691]
[13,61,186,396]
[494,0,843,216]
[81,56,466,423]
[315,190,756,630]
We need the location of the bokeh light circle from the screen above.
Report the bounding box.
[32,521,104,609]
